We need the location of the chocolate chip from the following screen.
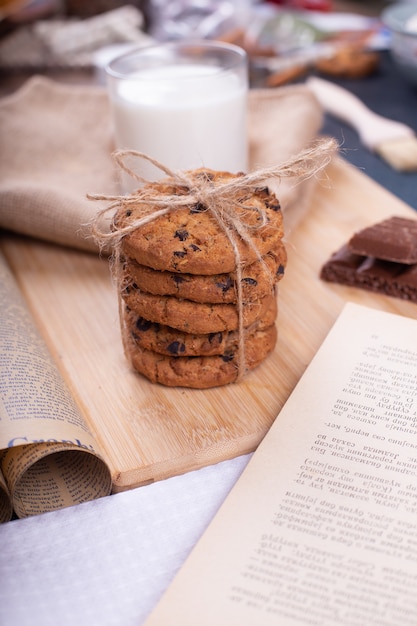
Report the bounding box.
[266,199,281,212]
[189,244,201,252]
[136,317,153,332]
[167,341,186,355]
[254,186,270,197]
[173,251,187,258]
[174,229,189,241]
[215,276,234,292]
[277,264,285,276]
[221,351,234,362]
[126,210,132,217]
[190,202,206,214]
[173,274,185,284]
[242,277,257,286]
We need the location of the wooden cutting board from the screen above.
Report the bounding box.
[2,158,417,492]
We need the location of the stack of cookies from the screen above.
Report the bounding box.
[114,168,287,388]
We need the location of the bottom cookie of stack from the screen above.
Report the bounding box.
[124,318,277,389]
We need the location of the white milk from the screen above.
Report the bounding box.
[109,64,248,190]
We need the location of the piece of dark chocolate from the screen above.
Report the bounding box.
[320,245,417,302]
[348,216,417,264]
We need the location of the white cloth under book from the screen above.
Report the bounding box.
[0,454,251,626]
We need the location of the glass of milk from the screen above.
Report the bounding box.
[105,40,248,192]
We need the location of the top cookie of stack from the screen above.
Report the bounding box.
[114,168,286,388]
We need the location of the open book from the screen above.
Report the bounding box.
[0,251,112,521]
[144,303,417,626]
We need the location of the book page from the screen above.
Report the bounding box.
[144,303,417,626]
[0,251,111,520]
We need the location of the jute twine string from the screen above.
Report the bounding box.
[89,137,337,381]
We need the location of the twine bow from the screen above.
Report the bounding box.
[89,137,337,383]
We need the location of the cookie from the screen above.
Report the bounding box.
[122,287,276,334]
[124,296,277,357]
[115,169,284,275]
[125,324,277,388]
[122,246,286,304]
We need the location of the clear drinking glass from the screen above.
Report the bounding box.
[105,40,248,191]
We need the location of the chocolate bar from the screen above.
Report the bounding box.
[348,216,417,264]
[320,245,417,302]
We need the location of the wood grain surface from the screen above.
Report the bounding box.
[2,158,416,492]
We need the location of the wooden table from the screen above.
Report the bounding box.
[2,157,416,493]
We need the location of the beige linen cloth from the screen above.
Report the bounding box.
[0,75,324,253]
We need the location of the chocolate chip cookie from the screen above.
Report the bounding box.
[115,169,284,275]
[122,246,286,304]
[125,296,277,357]
[122,287,276,334]
[125,324,277,388]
